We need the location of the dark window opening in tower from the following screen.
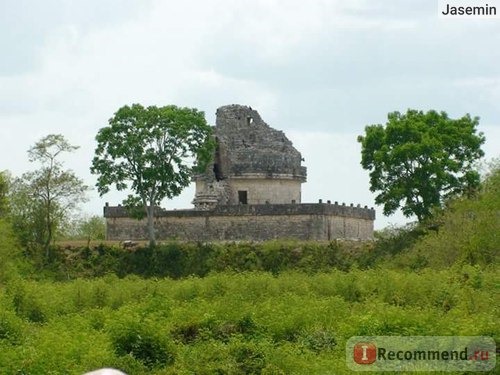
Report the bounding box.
[213,137,224,181]
[238,191,248,204]
[213,164,223,181]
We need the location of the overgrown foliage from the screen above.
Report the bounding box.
[8,135,88,258]
[0,129,497,373]
[0,171,9,217]
[0,219,23,284]
[62,215,106,247]
[358,110,485,221]
[392,161,500,270]
[45,240,369,280]
[0,269,497,374]
[9,177,50,252]
[90,104,214,247]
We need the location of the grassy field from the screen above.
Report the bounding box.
[0,166,497,374]
[0,267,498,374]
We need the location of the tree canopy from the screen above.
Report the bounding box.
[358,109,485,222]
[9,135,88,257]
[90,104,214,246]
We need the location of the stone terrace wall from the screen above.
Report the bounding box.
[104,203,375,241]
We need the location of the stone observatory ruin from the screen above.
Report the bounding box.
[192,105,307,209]
[104,105,375,241]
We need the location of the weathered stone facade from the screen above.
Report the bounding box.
[105,203,375,241]
[193,105,307,209]
[104,105,375,241]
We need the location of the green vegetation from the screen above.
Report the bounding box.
[392,162,500,270]
[41,240,366,280]
[0,269,497,374]
[0,219,23,284]
[8,135,88,258]
[90,104,214,247]
[0,126,497,373]
[0,171,9,217]
[358,110,485,221]
[63,215,107,248]
[0,163,497,374]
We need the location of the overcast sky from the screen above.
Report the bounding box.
[1,0,499,229]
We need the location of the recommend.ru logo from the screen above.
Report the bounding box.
[346,336,496,372]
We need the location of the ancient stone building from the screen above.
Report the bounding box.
[104,105,375,241]
[193,105,307,209]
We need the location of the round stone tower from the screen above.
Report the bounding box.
[193,105,307,209]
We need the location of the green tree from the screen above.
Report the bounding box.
[11,135,88,258]
[0,218,22,283]
[90,104,214,247]
[80,216,106,247]
[358,110,485,222]
[8,177,46,249]
[0,173,26,282]
[0,171,10,217]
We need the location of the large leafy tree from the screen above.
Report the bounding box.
[10,135,88,257]
[90,104,214,247]
[358,110,485,222]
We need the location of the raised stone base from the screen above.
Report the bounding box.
[104,203,375,241]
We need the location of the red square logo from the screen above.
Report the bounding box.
[354,342,377,364]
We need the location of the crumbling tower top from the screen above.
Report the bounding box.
[193,105,307,209]
[214,105,307,179]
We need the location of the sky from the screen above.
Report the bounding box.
[1,0,499,230]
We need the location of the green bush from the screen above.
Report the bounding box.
[298,329,337,353]
[109,313,175,369]
[0,309,25,345]
[0,269,498,374]
[9,282,47,323]
[230,340,267,374]
[390,164,500,270]
[0,219,23,283]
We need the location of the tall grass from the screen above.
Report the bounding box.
[0,269,497,374]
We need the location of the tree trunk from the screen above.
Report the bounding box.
[146,205,156,248]
[44,201,52,259]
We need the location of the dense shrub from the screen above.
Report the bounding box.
[0,165,497,373]
[45,239,375,280]
[0,218,23,283]
[109,318,175,369]
[299,329,337,353]
[0,309,24,345]
[230,341,267,374]
[20,163,498,281]
[0,269,497,374]
[390,165,500,270]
